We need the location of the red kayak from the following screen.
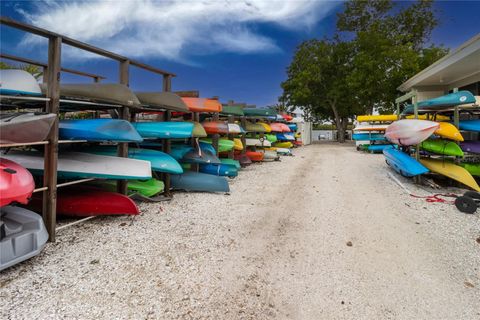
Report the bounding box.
[293,140,303,146]
[0,158,35,207]
[281,113,293,121]
[202,121,229,134]
[233,153,252,167]
[245,151,264,162]
[29,187,139,217]
[269,123,291,133]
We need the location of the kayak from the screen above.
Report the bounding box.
[276,133,295,141]
[258,122,272,133]
[357,114,397,122]
[405,114,450,121]
[94,178,164,197]
[192,122,207,138]
[220,105,244,116]
[234,153,252,167]
[265,134,278,143]
[133,121,194,139]
[261,149,279,161]
[135,91,189,112]
[273,147,292,155]
[220,158,241,169]
[273,141,293,148]
[0,113,56,144]
[434,122,464,141]
[353,125,388,132]
[202,121,229,134]
[245,138,271,147]
[200,138,235,152]
[460,141,480,154]
[60,119,143,142]
[243,108,277,117]
[199,163,238,177]
[418,91,476,109]
[352,133,386,141]
[182,148,221,164]
[0,158,35,207]
[281,114,293,121]
[246,151,264,162]
[367,144,392,153]
[420,158,480,191]
[171,171,230,192]
[287,123,297,131]
[459,162,480,177]
[269,123,291,132]
[227,123,242,134]
[181,97,222,113]
[86,146,183,174]
[244,121,267,133]
[0,69,42,96]
[459,120,480,132]
[233,138,243,151]
[383,147,428,177]
[420,139,464,157]
[2,151,152,180]
[29,187,140,217]
[385,120,439,146]
[0,206,48,271]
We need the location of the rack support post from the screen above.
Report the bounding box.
[117,59,130,195]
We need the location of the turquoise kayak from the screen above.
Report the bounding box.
[133,122,194,139]
[171,171,230,193]
[86,146,183,174]
[220,158,241,169]
[383,147,429,177]
[352,133,386,141]
[60,119,143,142]
[170,144,221,164]
[199,163,238,177]
[402,91,476,114]
[367,144,392,153]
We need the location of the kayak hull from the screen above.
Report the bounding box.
[459,120,480,132]
[59,119,143,142]
[171,171,230,192]
[385,120,439,146]
[133,122,194,139]
[420,158,480,191]
[420,139,464,157]
[0,113,56,144]
[0,158,35,207]
[434,122,464,141]
[94,179,164,197]
[199,163,238,177]
[383,147,429,177]
[460,141,480,154]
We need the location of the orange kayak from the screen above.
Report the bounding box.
[202,121,229,134]
[245,151,264,162]
[182,98,222,113]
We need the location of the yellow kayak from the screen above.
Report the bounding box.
[273,141,293,148]
[233,138,243,151]
[294,132,301,138]
[406,114,450,121]
[420,158,480,192]
[358,114,450,122]
[258,122,272,133]
[192,121,207,138]
[434,122,464,141]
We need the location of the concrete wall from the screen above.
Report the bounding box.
[298,122,312,145]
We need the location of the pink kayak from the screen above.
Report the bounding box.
[385,120,439,146]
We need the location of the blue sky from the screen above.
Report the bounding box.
[1,1,479,106]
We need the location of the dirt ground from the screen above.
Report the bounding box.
[1,142,479,320]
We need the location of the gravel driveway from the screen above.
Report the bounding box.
[1,142,479,319]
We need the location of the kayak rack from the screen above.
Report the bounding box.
[1,16,176,241]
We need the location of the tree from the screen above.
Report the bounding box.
[281,39,362,142]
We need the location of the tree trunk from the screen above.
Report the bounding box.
[330,102,346,143]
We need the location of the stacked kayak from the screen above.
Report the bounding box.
[133,121,194,139]
[1,112,57,144]
[60,119,143,142]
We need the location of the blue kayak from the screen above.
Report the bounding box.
[383,147,429,177]
[170,144,221,164]
[199,163,238,177]
[133,122,194,139]
[59,119,143,142]
[402,91,476,114]
[353,133,386,141]
[459,120,480,132]
[171,171,230,193]
[86,146,183,174]
[276,133,295,141]
[367,144,392,153]
[287,123,298,131]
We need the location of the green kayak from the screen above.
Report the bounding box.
[245,121,266,133]
[459,162,480,176]
[220,105,244,116]
[96,178,164,197]
[200,138,235,152]
[220,158,241,169]
[420,139,464,157]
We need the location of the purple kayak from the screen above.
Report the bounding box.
[460,141,480,154]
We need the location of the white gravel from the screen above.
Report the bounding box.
[1,142,479,319]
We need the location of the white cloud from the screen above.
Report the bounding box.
[19,0,338,62]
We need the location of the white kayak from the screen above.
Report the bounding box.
[0,69,42,96]
[261,150,279,161]
[245,138,271,147]
[275,148,292,155]
[227,123,242,134]
[385,120,439,146]
[1,151,152,180]
[0,113,57,144]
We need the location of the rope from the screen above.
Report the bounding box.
[409,193,457,204]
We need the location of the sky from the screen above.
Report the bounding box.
[1,0,479,107]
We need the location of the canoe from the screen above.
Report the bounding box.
[245,151,264,162]
[258,122,272,133]
[420,139,464,157]
[357,114,398,122]
[0,206,48,271]
[0,69,42,96]
[352,133,386,141]
[227,123,242,134]
[220,158,241,169]
[276,133,295,141]
[171,171,230,192]
[182,98,222,113]
[434,122,464,141]
[460,141,480,154]
[59,119,143,142]
[287,123,298,131]
[273,141,293,148]
[459,162,480,177]
[192,122,207,137]
[2,151,152,180]
[245,121,267,133]
[199,163,238,177]
[243,108,277,117]
[220,105,244,116]
[234,153,252,167]
[135,91,189,112]
[200,138,235,152]
[353,125,388,132]
[202,121,229,134]
[459,120,480,132]
[86,146,183,174]
[94,178,164,197]
[383,147,428,177]
[133,121,194,139]
[245,138,271,147]
[0,158,35,207]
[420,158,480,191]
[29,187,139,217]
[385,120,439,146]
[0,112,56,144]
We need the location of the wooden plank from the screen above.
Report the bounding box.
[116,60,130,195]
[43,36,61,242]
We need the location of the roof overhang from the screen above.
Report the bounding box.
[398,34,480,92]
